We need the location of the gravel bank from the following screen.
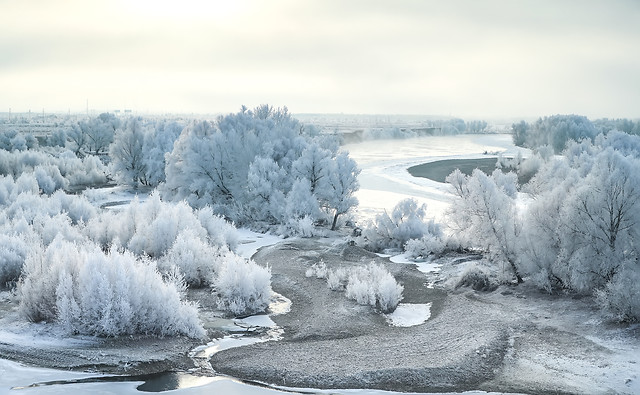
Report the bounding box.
[211,239,640,394]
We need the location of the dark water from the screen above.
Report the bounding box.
[407,158,499,183]
[12,371,215,392]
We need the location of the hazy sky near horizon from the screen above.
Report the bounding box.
[1,0,639,119]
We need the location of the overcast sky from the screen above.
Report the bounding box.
[1,0,639,119]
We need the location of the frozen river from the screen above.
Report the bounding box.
[343,133,526,222]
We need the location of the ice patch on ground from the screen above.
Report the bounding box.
[83,185,152,210]
[236,229,283,259]
[385,303,432,327]
[237,314,277,329]
[388,253,442,274]
[268,292,292,315]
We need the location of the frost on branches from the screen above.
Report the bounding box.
[19,239,205,338]
[362,198,445,259]
[448,131,640,322]
[307,261,403,313]
[161,105,360,234]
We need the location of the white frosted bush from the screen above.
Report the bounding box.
[454,263,498,292]
[344,263,403,313]
[34,165,69,194]
[196,206,238,250]
[405,234,446,260]
[213,252,272,316]
[14,173,40,196]
[596,266,640,323]
[86,193,236,258]
[363,198,443,254]
[49,190,97,224]
[305,261,328,279]
[321,263,403,313]
[280,216,321,238]
[31,214,85,246]
[58,154,108,187]
[326,267,349,291]
[0,149,107,189]
[0,234,29,286]
[18,238,204,338]
[158,229,224,287]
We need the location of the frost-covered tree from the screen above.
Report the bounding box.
[246,157,288,224]
[322,152,360,230]
[109,117,148,187]
[512,114,598,152]
[67,113,120,156]
[291,143,333,194]
[512,120,529,147]
[557,149,640,291]
[162,105,359,231]
[141,120,183,187]
[446,168,523,283]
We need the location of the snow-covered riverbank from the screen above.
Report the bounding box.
[344,134,528,223]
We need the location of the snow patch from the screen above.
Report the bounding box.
[385,303,432,327]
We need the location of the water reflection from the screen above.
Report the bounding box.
[137,372,218,392]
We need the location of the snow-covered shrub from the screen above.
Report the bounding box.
[158,229,224,287]
[127,199,206,258]
[305,261,328,279]
[34,165,68,194]
[0,234,30,287]
[596,266,640,323]
[62,154,108,187]
[0,149,108,189]
[362,198,443,253]
[280,216,323,238]
[326,267,349,291]
[31,213,85,246]
[18,238,204,338]
[454,264,498,292]
[48,190,97,224]
[404,233,446,260]
[47,128,68,148]
[14,173,40,196]
[0,130,33,152]
[196,206,238,250]
[86,193,237,257]
[318,263,403,313]
[344,263,403,313]
[212,252,272,316]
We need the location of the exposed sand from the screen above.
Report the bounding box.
[211,239,640,394]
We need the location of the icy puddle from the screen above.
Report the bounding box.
[385,303,432,327]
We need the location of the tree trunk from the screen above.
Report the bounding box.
[331,212,339,231]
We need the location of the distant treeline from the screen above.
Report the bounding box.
[512,115,640,153]
[338,118,494,144]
